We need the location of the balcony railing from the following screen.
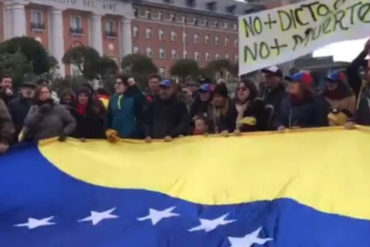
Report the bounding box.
[70,27,84,35]
[105,31,117,38]
[31,23,45,31]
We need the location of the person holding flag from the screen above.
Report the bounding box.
[277,72,327,130]
[0,98,14,153]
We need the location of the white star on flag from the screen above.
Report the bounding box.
[188,213,236,232]
[78,207,119,226]
[14,216,56,229]
[228,227,273,247]
[137,206,179,225]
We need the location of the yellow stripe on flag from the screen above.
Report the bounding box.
[39,127,370,220]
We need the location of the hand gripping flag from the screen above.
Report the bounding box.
[1,127,370,247]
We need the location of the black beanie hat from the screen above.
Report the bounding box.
[76,87,91,97]
[213,83,228,98]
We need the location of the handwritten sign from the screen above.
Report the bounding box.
[238,0,370,75]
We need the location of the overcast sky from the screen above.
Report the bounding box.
[313,38,368,62]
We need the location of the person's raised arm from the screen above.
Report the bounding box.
[347,39,370,97]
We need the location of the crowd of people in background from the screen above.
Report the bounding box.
[0,39,369,154]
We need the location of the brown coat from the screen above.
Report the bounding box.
[324,95,356,115]
[0,99,14,144]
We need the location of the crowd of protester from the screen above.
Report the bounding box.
[0,39,369,154]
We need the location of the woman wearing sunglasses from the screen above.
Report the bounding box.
[234,79,271,134]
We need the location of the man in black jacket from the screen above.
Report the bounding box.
[144,79,189,142]
[8,82,36,141]
[260,66,287,114]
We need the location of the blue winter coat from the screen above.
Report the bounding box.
[107,93,138,138]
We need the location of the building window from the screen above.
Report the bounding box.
[194,52,200,62]
[215,21,219,28]
[233,23,237,30]
[133,46,139,53]
[133,26,139,38]
[186,0,196,7]
[215,36,219,46]
[145,9,151,19]
[146,47,152,58]
[145,28,152,39]
[204,19,208,27]
[182,32,188,43]
[234,39,238,47]
[159,67,166,77]
[31,10,44,31]
[158,29,165,40]
[159,48,166,59]
[105,20,116,38]
[158,11,163,21]
[194,34,199,44]
[171,31,177,42]
[225,37,229,47]
[216,53,220,60]
[171,49,177,60]
[182,15,186,24]
[235,55,239,62]
[183,50,188,59]
[205,35,210,45]
[207,2,217,11]
[70,16,83,35]
[194,17,198,26]
[205,52,210,62]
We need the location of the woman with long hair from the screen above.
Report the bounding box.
[234,79,270,132]
[71,87,105,139]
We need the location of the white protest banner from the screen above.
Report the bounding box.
[238,0,370,75]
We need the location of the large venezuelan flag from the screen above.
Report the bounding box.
[1,127,370,247]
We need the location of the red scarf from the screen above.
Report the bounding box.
[76,103,87,115]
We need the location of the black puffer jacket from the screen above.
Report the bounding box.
[71,104,105,139]
[144,96,189,139]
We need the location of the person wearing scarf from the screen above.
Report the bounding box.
[23,84,76,142]
[71,87,105,139]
